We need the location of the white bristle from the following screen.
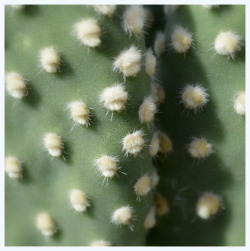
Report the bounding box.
[69,189,90,212]
[113,46,141,78]
[5,72,28,99]
[99,84,128,112]
[122,5,146,36]
[122,130,145,157]
[73,18,101,47]
[5,156,22,179]
[138,95,157,124]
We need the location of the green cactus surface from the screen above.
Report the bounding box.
[147,5,245,246]
[5,5,154,246]
[5,4,245,247]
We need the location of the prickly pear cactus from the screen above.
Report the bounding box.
[5,5,155,246]
[147,5,245,246]
[5,4,245,247]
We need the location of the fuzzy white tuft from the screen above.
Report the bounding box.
[145,48,157,76]
[36,212,57,237]
[43,133,63,157]
[5,156,22,179]
[188,137,213,159]
[196,192,222,219]
[92,5,116,17]
[94,155,120,178]
[149,132,160,157]
[171,25,193,53]
[67,101,90,126]
[69,189,90,212]
[90,240,111,246]
[122,130,145,157]
[154,32,166,57]
[5,72,28,99]
[40,47,60,73]
[99,84,128,112]
[113,46,141,78]
[144,206,156,229]
[134,175,151,197]
[111,206,134,227]
[138,95,157,124]
[181,84,209,111]
[122,5,146,36]
[73,18,101,47]
[233,91,245,115]
[214,31,241,59]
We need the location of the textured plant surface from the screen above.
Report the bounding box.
[5,4,245,246]
[5,5,154,246]
[146,5,245,246]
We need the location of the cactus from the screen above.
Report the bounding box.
[5,4,245,246]
[146,5,245,246]
[5,5,155,246]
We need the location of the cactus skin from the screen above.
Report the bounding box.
[147,5,245,246]
[5,5,154,246]
[5,4,245,246]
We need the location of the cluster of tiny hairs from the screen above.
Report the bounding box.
[5,4,245,245]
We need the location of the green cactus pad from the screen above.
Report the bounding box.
[5,5,154,246]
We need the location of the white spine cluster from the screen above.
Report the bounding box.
[5,72,28,99]
[196,192,222,219]
[181,84,209,111]
[154,32,166,57]
[144,207,156,229]
[94,155,120,178]
[40,47,60,73]
[138,95,157,124]
[90,240,111,246]
[5,156,22,179]
[145,48,157,76]
[99,84,128,112]
[43,133,63,157]
[92,5,116,17]
[233,91,245,115]
[111,206,134,227]
[188,137,213,159]
[67,101,90,126]
[214,31,242,59]
[122,130,145,156]
[36,212,57,237]
[171,25,193,53]
[122,5,146,36]
[134,175,151,197]
[113,46,141,78]
[149,132,160,157]
[69,189,90,212]
[74,18,101,47]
